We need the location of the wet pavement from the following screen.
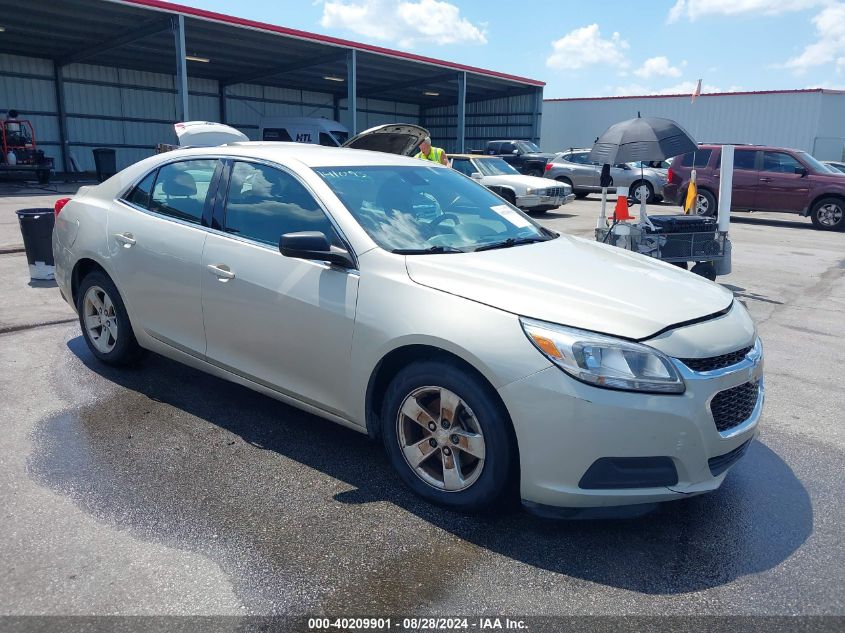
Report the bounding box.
[1,195,844,616]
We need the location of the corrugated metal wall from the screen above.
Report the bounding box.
[540,91,845,160]
[423,92,538,153]
[0,52,421,172]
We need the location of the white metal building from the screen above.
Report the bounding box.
[0,0,543,173]
[541,89,845,160]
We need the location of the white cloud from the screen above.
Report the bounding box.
[614,80,723,96]
[667,0,826,23]
[783,4,845,74]
[320,0,487,47]
[546,24,629,70]
[634,56,682,78]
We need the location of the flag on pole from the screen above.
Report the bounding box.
[684,169,697,214]
[691,79,702,104]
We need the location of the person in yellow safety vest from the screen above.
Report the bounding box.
[415,136,449,165]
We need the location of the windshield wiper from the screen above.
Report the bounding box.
[391,245,466,254]
[473,236,549,252]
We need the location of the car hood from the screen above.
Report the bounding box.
[481,174,563,191]
[405,235,734,341]
[342,123,429,156]
[810,172,845,183]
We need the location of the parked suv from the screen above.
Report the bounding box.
[484,140,554,177]
[664,145,845,231]
[545,148,667,203]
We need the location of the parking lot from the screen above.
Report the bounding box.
[1,185,843,617]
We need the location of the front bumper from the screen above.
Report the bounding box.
[498,352,763,508]
[517,193,575,209]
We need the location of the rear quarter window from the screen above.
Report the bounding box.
[679,149,713,168]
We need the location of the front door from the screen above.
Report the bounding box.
[756,151,812,212]
[201,160,359,416]
[108,158,219,355]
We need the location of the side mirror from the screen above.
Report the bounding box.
[279,231,355,268]
[470,172,483,180]
[512,149,519,155]
[796,166,808,177]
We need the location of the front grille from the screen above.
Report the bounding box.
[708,439,752,476]
[680,345,752,372]
[540,187,566,197]
[710,381,760,432]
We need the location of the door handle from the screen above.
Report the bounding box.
[759,177,772,182]
[114,232,136,247]
[207,264,235,280]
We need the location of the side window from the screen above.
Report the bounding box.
[565,153,584,164]
[500,142,517,154]
[123,170,157,208]
[319,132,338,147]
[263,128,292,142]
[452,159,474,176]
[149,159,217,224]
[224,161,338,246]
[486,142,500,155]
[680,149,713,168]
[734,150,757,170]
[762,151,802,173]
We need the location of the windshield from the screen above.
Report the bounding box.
[796,151,833,174]
[314,165,551,253]
[475,157,519,176]
[516,141,541,153]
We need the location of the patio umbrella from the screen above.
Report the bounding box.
[590,116,697,229]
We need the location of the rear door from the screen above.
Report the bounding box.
[723,148,759,210]
[756,151,812,212]
[109,158,220,355]
[564,151,599,189]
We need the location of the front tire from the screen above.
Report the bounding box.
[810,197,844,231]
[76,271,143,366]
[381,360,516,512]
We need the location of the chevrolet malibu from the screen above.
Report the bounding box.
[53,134,763,515]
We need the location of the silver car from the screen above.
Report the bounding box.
[545,148,668,203]
[53,131,762,515]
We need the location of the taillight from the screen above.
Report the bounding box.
[667,166,676,184]
[544,162,553,172]
[54,197,70,217]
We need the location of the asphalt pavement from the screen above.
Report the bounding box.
[1,187,843,619]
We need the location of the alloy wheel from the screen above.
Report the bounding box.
[82,285,119,353]
[396,386,486,492]
[817,202,843,227]
[695,193,710,215]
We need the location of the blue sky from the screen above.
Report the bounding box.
[178,0,845,98]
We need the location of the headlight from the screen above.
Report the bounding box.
[521,318,685,394]
[525,187,535,195]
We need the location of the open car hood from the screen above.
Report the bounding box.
[342,124,429,156]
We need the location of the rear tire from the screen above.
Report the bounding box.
[76,271,143,366]
[526,168,542,178]
[381,360,516,513]
[629,181,654,204]
[36,169,50,185]
[693,189,718,218]
[810,197,844,231]
[574,192,589,199]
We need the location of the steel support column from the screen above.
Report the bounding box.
[219,84,227,124]
[456,71,467,153]
[531,86,543,144]
[173,15,189,122]
[347,49,357,135]
[333,94,340,123]
[53,62,69,173]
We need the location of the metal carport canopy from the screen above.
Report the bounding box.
[0,0,543,139]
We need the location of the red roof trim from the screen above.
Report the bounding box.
[544,88,844,102]
[112,0,545,87]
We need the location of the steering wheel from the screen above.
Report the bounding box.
[430,213,461,227]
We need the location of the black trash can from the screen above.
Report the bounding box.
[92,147,117,182]
[16,208,55,280]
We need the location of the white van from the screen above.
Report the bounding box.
[258,117,350,146]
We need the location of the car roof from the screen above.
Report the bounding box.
[693,144,804,152]
[154,142,436,168]
[450,154,496,159]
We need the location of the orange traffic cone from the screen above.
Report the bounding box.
[613,188,635,222]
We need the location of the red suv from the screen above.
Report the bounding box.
[664,144,845,231]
